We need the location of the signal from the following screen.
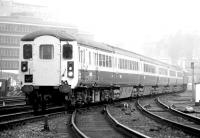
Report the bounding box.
[67,61,74,78]
[21,61,28,72]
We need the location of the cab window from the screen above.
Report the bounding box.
[40,45,54,59]
[23,44,32,59]
[63,44,73,59]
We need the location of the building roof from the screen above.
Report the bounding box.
[21,30,75,41]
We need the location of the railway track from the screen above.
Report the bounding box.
[156,97,200,124]
[0,103,58,116]
[0,92,190,137]
[158,92,200,118]
[0,96,25,106]
[71,107,127,138]
[0,106,65,130]
[137,97,200,137]
[0,104,31,115]
[109,100,194,138]
[0,96,25,100]
[71,105,149,138]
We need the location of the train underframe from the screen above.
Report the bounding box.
[23,84,72,111]
[73,84,186,105]
[23,84,187,111]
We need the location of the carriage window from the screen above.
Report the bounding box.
[99,54,102,66]
[102,55,105,67]
[106,56,109,67]
[23,44,32,59]
[93,52,96,65]
[109,56,112,67]
[170,70,176,76]
[94,53,98,66]
[63,44,73,59]
[89,52,91,65]
[40,45,54,59]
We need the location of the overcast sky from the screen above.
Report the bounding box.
[15,0,200,56]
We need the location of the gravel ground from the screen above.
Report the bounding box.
[0,112,74,138]
[109,101,194,138]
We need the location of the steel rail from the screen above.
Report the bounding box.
[71,110,90,138]
[0,106,65,130]
[0,104,29,110]
[0,96,25,100]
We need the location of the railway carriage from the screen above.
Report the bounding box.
[19,30,187,110]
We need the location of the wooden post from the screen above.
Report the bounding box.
[43,115,50,131]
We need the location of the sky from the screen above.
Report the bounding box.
[15,0,200,56]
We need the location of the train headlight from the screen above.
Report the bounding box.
[67,61,74,78]
[68,71,73,77]
[21,61,28,72]
[69,66,72,71]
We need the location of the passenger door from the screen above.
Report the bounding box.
[33,36,61,86]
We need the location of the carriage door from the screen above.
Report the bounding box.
[94,50,99,81]
[33,36,61,86]
[113,56,117,84]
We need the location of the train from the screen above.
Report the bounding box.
[19,29,187,110]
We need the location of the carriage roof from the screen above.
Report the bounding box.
[21,30,75,41]
[21,30,182,71]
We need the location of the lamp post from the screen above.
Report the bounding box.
[191,62,195,101]
[0,54,2,79]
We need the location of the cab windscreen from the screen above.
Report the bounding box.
[63,44,72,59]
[23,44,32,59]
